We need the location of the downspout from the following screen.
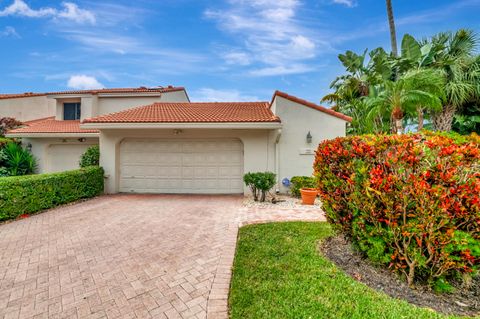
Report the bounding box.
[274,129,282,193]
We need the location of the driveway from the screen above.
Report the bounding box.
[0,195,324,319]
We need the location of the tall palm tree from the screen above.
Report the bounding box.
[386,0,398,56]
[367,69,445,134]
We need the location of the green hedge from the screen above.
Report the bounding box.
[290,176,317,197]
[0,166,104,221]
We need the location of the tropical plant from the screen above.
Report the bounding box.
[79,145,100,168]
[453,100,480,134]
[0,142,37,176]
[367,69,445,134]
[428,30,480,131]
[323,29,480,135]
[315,132,480,287]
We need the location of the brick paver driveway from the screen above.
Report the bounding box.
[0,195,324,319]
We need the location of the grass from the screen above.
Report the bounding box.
[229,222,476,319]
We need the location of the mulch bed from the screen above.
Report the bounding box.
[320,235,480,317]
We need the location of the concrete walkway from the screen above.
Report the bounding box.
[0,195,325,319]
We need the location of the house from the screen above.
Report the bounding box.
[5,87,351,194]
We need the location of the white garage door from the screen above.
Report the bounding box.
[48,144,94,173]
[119,139,244,194]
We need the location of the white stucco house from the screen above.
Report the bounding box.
[4,86,351,194]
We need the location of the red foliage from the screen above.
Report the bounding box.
[0,117,23,136]
[314,132,480,286]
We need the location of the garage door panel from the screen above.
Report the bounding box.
[120,139,244,194]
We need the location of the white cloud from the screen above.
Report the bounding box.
[0,0,95,24]
[0,0,55,17]
[191,88,259,102]
[57,3,95,24]
[222,51,252,66]
[205,0,318,75]
[67,75,104,90]
[0,26,19,37]
[332,0,357,7]
[249,64,315,76]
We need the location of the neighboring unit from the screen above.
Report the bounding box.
[4,87,351,194]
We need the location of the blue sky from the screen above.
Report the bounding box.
[0,0,479,103]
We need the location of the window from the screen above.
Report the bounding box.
[63,103,81,120]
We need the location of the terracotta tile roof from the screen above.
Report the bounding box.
[83,102,280,123]
[0,86,184,100]
[7,117,99,135]
[272,91,352,122]
[46,86,185,95]
[0,93,46,100]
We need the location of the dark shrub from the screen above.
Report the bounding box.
[79,145,100,168]
[244,172,276,202]
[0,142,36,176]
[0,166,104,221]
[290,176,316,197]
[314,132,480,287]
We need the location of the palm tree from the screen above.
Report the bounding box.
[386,0,398,56]
[367,69,445,134]
[429,30,480,131]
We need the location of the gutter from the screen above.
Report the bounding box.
[80,122,283,130]
[5,132,100,138]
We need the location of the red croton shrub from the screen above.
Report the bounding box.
[314,132,480,287]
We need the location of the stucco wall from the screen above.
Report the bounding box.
[0,96,55,122]
[273,96,347,193]
[23,137,99,173]
[99,129,276,194]
[96,91,190,116]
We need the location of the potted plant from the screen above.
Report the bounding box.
[300,188,318,205]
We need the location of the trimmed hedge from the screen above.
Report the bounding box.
[0,166,104,221]
[290,176,316,197]
[314,132,480,287]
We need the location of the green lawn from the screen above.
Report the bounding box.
[229,222,476,319]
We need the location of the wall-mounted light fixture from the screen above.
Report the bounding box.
[78,138,86,142]
[306,131,312,144]
[26,143,32,151]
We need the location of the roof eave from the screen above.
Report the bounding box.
[80,122,282,130]
[6,132,99,138]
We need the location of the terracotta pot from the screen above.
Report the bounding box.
[300,188,318,205]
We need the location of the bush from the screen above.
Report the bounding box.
[290,176,317,197]
[0,117,23,136]
[314,132,480,287]
[79,145,100,168]
[243,172,276,202]
[0,166,104,221]
[0,142,36,176]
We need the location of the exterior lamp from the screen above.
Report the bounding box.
[306,131,312,144]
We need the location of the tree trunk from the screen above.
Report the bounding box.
[386,0,398,56]
[417,107,424,131]
[432,104,456,131]
[395,118,404,135]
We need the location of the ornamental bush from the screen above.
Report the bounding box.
[0,142,37,176]
[244,172,276,202]
[0,166,104,221]
[290,176,317,197]
[79,145,100,168]
[314,132,480,287]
